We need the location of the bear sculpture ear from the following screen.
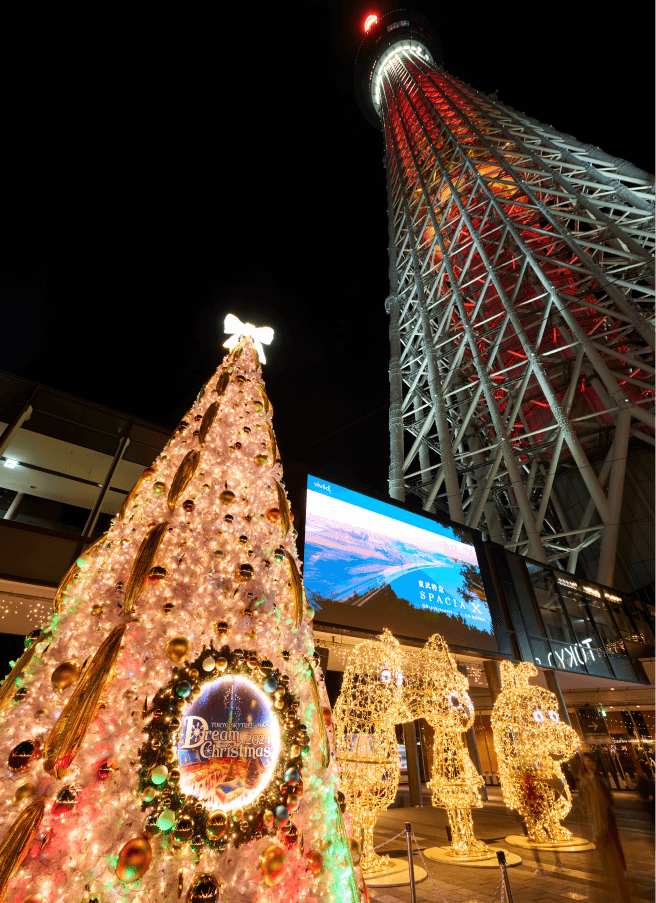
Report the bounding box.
[499,660,516,689]
[514,662,538,686]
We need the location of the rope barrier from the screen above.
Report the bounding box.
[360,825,509,903]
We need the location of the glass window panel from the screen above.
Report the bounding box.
[527,566,574,643]
[546,639,590,674]
[602,595,637,640]
[526,635,553,669]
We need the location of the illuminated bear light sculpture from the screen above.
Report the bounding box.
[404,635,489,859]
[333,630,408,873]
[492,661,579,843]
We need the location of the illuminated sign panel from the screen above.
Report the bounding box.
[305,476,498,652]
[177,675,280,811]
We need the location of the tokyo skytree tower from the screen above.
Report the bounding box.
[355,11,654,587]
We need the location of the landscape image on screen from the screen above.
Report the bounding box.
[304,476,498,652]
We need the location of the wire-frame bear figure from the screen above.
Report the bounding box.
[333,630,409,873]
[405,634,490,859]
[491,661,579,843]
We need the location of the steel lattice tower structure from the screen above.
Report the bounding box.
[355,11,655,587]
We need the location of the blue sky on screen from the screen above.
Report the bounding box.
[306,476,478,566]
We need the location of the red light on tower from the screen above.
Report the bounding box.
[364,14,378,33]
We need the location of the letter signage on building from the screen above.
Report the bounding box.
[176,675,280,811]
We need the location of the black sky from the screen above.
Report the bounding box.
[2,1,653,501]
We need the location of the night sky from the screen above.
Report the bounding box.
[2,1,653,502]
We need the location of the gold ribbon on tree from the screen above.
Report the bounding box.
[0,797,46,902]
[43,625,126,778]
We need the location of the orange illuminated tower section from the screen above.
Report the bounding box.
[355,11,654,588]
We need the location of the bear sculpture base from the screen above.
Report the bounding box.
[505,834,595,852]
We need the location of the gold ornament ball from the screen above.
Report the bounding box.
[289,744,301,759]
[173,816,193,845]
[254,454,268,467]
[274,698,285,711]
[19,895,44,903]
[115,835,153,884]
[216,656,228,672]
[166,637,190,663]
[349,838,361,865]
[213,549,224,560]
[152,481,166,496]
[262,809,275,828]
[214,620,229,636]
[35,709,47,720]
[147,566,168,584]
[206,810,227,839]
[162,603,175,614]
[236,563,254,581]
[187,874,219,903]
[322,706,333,728]
[259,845,286,887]
[232,807,244,822]
[188,668,199,679]
[90,604,102,616]
[51,661,80,690]
[219,490,236,505]
[305,849,323,877]
[14,782,36,802]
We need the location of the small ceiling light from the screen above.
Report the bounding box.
[3,459,18,469]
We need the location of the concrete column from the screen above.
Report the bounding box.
[0,406,32,459]
[403,720,423,807]
[484,659,502,704]
[3,492,24,521]
[543,669,571,726]
[458,664,488,801]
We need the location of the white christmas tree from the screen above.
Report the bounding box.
[0,318,363,903]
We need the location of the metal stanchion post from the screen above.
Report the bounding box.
[405,822,417,903]
[496,850,514,903]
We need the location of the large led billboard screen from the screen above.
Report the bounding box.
[304,475,498,653]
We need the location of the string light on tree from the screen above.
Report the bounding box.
[0,315,364,903]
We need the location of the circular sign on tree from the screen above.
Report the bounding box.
[138,644,308,851]
[177,675,280,811]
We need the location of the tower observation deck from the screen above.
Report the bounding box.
[355,11,655,589]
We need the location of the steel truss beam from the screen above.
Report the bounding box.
[379,50,655,584]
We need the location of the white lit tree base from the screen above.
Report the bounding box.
[423,846,522,868]
[363,858,428,887]
[505,835,595,852]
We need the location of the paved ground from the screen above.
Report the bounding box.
[367,785,654,903]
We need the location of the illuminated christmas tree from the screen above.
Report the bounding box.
[0,317,363,903]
